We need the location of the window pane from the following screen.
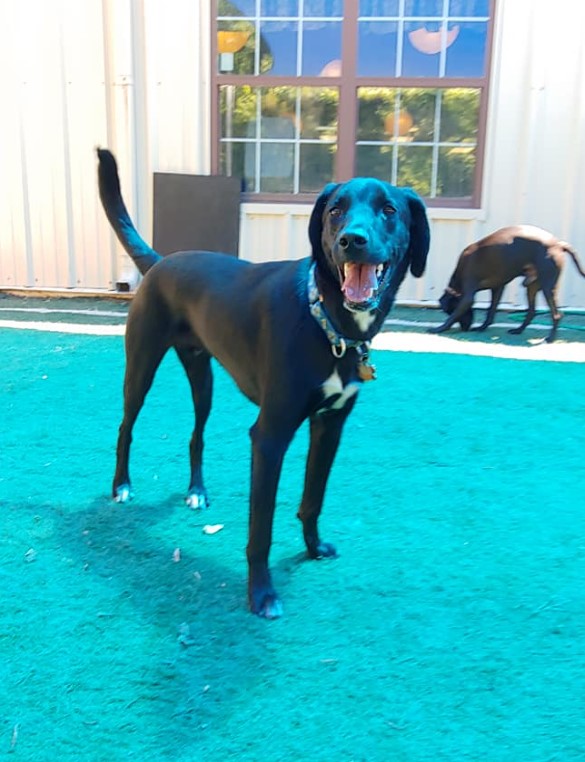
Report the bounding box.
[357,88,398,141]
[300,88,338,140]
[437,146,475,197]
[261,87,297,137]
[260,21,297,75]
[259,143,295,192]
[445,22,488,77]
[359,0,400,15]
[439,88,479,142]
[355,145,393,181]
[300,144,336,192]
[220,85,258,139]
[217,22,256,74]
[304,0,343,15]
[261,0,298,15]
[396,145,432,196]
[302,21,342,75]
[402,22,441,77]
[449,0,489,16]
[400,89,437,142]
[218,0,256,16]
[221,142,256,192]
[358,21,398,76]
[404,0,442,15]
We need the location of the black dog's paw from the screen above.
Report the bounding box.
[306,539,338,560]
[249,589,283,619]
[113,483,133,503]
[427,325,445,335]
[185,489,209,510]
[248,565,283,619]
[508,327,523,335]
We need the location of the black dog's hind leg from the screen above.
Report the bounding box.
[473,285,505,331]
[247,415,299,619]
[297,405,354,559]
[113,324,168,502]
[175,346,213,509]
[508,281,539,337]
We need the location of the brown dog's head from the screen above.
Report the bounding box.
[308,178,430,314]
[438,290,473,331]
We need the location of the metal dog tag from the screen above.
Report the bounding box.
[357,360,377,381]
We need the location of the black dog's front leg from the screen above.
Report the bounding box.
[247,419,295,619]
[298,405,354,559]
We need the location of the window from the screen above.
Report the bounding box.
[211,0,495,206]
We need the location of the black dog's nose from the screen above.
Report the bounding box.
[339,232,368,250]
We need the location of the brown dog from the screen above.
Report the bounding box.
[430,225,585,343]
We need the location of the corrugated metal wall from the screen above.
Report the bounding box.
[1,0,585,308]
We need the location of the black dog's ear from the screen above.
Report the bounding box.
[308,182,340,257]
[403,188,431,278]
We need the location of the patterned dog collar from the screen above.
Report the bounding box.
[307,263,371,361]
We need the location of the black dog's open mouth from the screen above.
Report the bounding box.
[338,262,389,311]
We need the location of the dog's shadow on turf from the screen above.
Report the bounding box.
[45,493,301,738]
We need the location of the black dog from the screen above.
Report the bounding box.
[97,148,430,617]
[431,225,585,343]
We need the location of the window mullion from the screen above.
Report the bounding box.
[337,0,359,181]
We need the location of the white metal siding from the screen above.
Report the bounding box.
[1,0,584,309]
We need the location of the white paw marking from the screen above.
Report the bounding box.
[186,493,208,510]
[114,486,133,503]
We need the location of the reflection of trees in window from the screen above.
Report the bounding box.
[220,86,338,194]
[356,88,479,197]
[218,1,273,74]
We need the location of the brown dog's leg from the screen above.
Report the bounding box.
[175,347,213,509]
[429,294,475,334]
[541,285,562,343]
[473,285,505,331]
[297,406,354,559]
[508,281,539,337]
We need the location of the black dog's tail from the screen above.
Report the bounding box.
[96,148,162,275]
[561,242,585,279]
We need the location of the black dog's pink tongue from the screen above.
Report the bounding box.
[341,263,378,302]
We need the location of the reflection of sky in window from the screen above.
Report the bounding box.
[260,22,297,75]
[359,0,400,14]
[261,0,298,14]
[449,0,489,15]
[260,21,342,75]
[358,21,486,78]
[358,23,398,77]
[302,23,342,75]
[304,0,343,15]
[446,23,487,77]
[404,0,442,15]
[221,0,256,16]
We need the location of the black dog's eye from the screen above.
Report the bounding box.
[329,206,342,220]
[383,203,396,216]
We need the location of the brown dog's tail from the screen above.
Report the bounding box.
[96,148,162,275]
[561,242,585,279]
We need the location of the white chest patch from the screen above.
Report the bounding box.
[351,310,377,332]
[319,369,360,412]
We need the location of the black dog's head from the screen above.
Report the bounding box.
[438,289,473,331]
[308,178,430,313]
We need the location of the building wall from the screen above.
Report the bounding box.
[1,0,584,309]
